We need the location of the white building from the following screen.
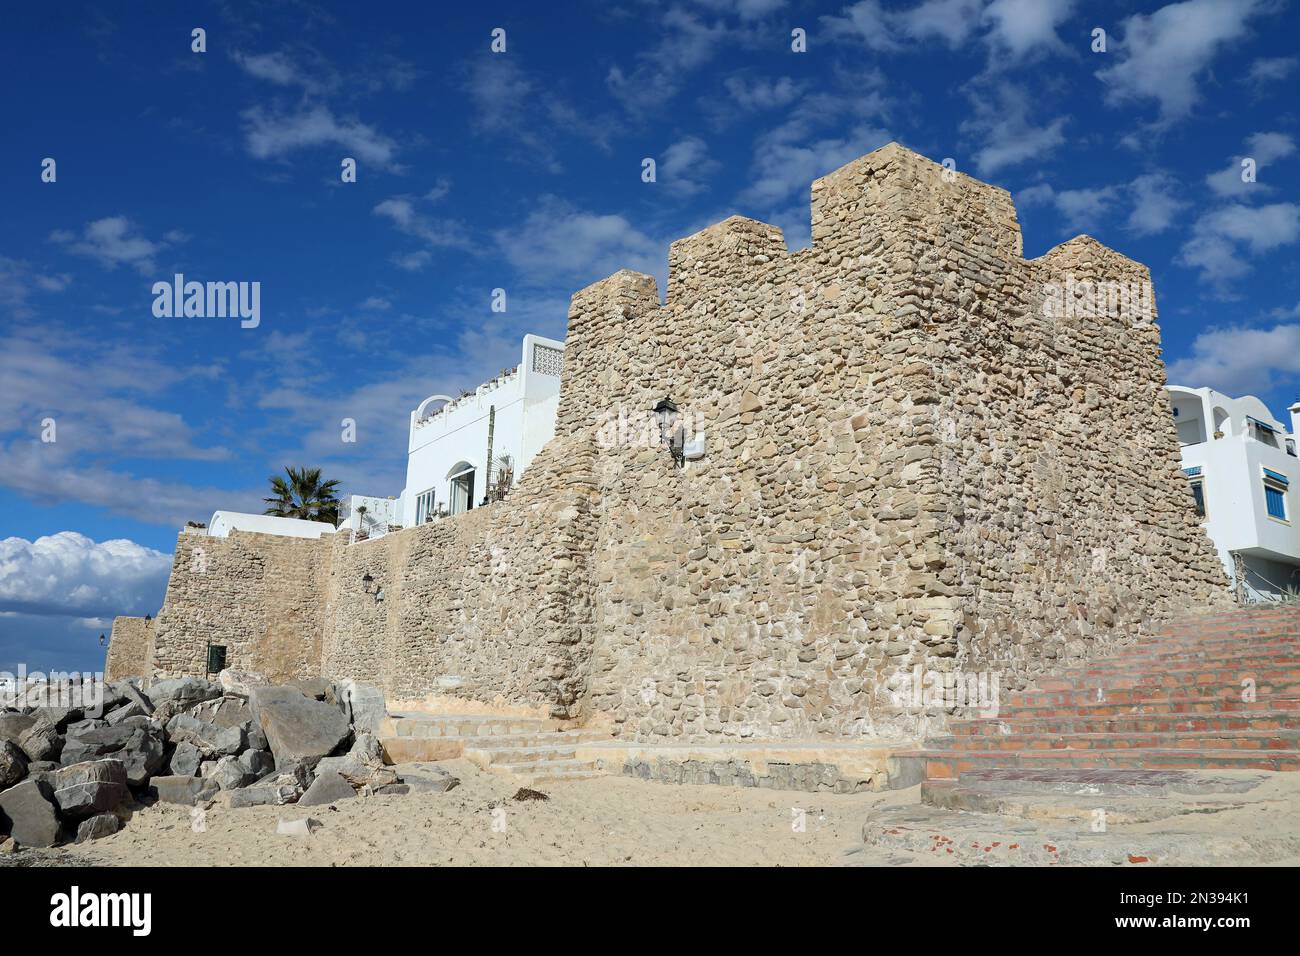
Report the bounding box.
[397,334,565,526]
[207,511,337,539]
[1167,385,1300,600]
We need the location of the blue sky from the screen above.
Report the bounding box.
[2,0,1298,672]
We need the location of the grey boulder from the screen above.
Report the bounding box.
[298,771,356,807]
[168,742,203,777]
[0,713,36,745]
[0,740,28,789]
[249,686,349,770]
[17,723,63,762]
[148,677,222,707]
[315,734,398,791]
[60,718,165,785]
[238,749,274,778]
[166,713,244,757]
[149,775,220,806]
[0,779,61,848]
[336,680,386,735]
[75,813,121,843]
[104,700,147,726]
[49,759,128,819]
[211,755,253,790]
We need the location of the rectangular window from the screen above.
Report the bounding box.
[206,645,227,674]
[1263,468,1289,521]
[1266,483,1287,520]
[1189,478,1206,517]
[415,487,438,523]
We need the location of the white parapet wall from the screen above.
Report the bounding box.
[400,334,564,526]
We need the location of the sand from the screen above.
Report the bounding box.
[11,759,1297,867]
[23,759,930,868]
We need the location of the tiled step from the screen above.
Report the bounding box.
[950,710,1300,736]
[891,747,1300,779]
[1034,660,1300,691]
[1048,642,1299,673]
[924,729,1300,752]
[1008,682,1300,707]
[993,695,1300,719]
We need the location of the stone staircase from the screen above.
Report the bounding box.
[379,713,611,786]
[866,605,1300,864]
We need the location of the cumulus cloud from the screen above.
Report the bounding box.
[49,216,181,275]
[371,192,473,266]
[0,532,172,618]
[659,137,721,197]
[494,197,666,290]
[1247,55,1299,87]
[1017,183,1118,233]
[963,85,1067,176]
[823,0,1074,61]
[1206,132,1296,199]
[1179,202,1300,287]
[1126,172,1189,235]
[1167,323,1300,396]
[1096,0,1267,126]
[982,0,1075,60]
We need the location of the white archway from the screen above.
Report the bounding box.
[415,393,454,422]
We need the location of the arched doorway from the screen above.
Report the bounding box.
[447,461,475,515]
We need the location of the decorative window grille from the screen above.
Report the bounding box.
[532,344,564,377]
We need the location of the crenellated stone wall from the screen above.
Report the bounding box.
[122,143,1232,739]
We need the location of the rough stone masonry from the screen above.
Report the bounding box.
[109,143,1231,742]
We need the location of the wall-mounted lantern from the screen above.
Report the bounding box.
[361,573,375,594]
[654,397,685,467]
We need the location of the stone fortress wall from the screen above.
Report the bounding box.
[115,143,1231,742]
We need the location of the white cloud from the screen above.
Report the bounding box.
[1017,183,1118,233]
[242,104,398,168]
[1168,323,1300,396]
[963,85,1067,176]
[1096,0,1266,125]
[660,137,721,197]
[0,257,70,318]
[494,197,666,290]
[982,0,1075,60]
[1126,172,1188,235]
[233,50,315,90]
[1247,55,1299,86]
[0,532,172,618]
[49,216,179,275]
[720,74,807,113]
[1179,202,1300,286]
[372,194,472,261]
[896,0,985,47]
[1206,132,1296,199]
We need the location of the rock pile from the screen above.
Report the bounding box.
[0,671,455,852]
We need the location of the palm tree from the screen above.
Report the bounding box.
[263,466,342,525]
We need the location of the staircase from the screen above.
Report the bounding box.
[865,606,1300,864]
[379,713,610,786]
[892,605,1300,780]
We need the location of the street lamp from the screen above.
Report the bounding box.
[654,397,685,467]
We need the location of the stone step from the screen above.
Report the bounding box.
[950,709,1300,736]
[940,767,1272,797]
[891,747,1300,780]
[862,802,1293,865]
[489,757,598,775]
[923,729,1300,752]
[463,744,580,764]
[381,729,608,763]
[384,714,564,738]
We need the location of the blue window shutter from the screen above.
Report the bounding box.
[1266,485,1287,519]
[1263,468,1289,486]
